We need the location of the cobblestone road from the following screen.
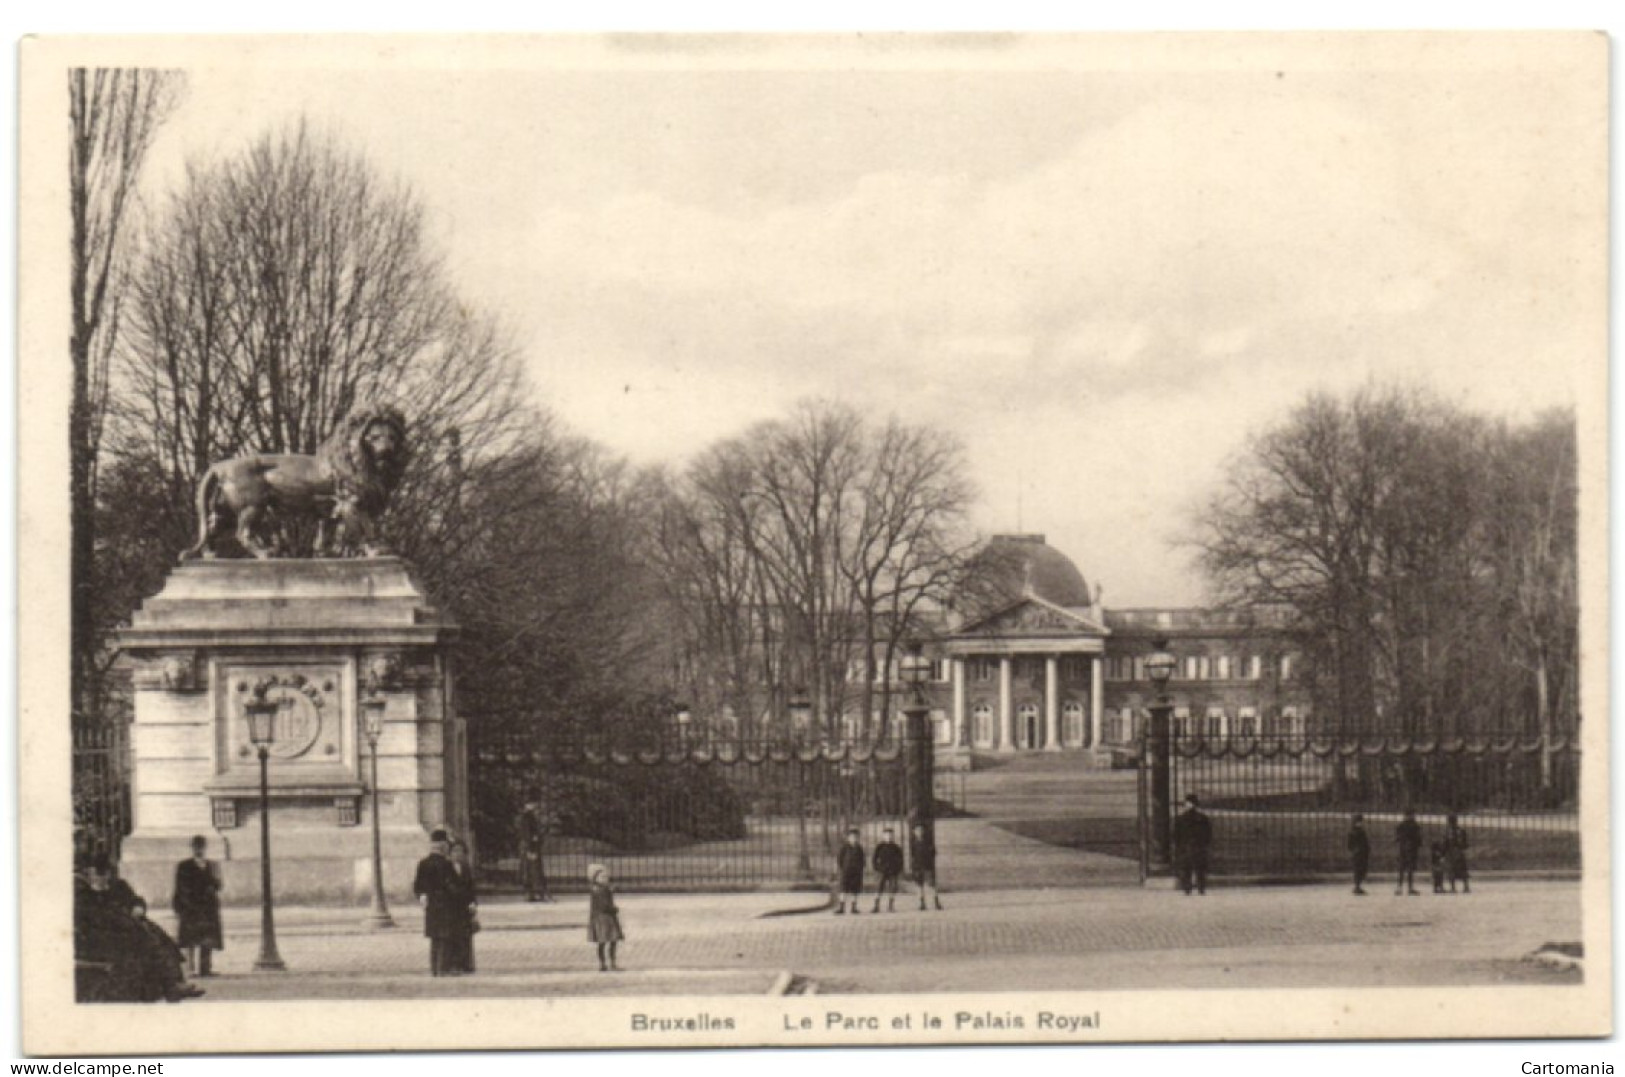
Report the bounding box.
[185,880,1582,1000]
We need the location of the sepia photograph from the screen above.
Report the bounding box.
[13,30,1611,1056]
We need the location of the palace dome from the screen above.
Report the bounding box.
[970,534,1094,611]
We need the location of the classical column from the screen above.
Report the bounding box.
[1090,654,1105,746]
[998,656,1014,753]
[1044,655,1061,751]
[952,656,967,747]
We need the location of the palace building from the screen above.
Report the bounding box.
[917,534,1311,758]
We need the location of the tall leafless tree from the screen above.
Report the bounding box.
[69,68,184,717]
[650,400,981,740]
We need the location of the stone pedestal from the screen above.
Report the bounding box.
[116,558,460,907]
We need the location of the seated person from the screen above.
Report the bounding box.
[74,853,201,1003]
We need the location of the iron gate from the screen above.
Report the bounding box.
[72,719,131,861]
[1139,732,1581,879]
[468,725,917,893]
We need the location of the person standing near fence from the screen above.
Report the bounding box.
[1346,814,1370,895]
[834,827,866,915]
[587,864,624,971]
[1445,813,1471,894]
[518,795,552,903]
[447,838,479,974]
[1394,810,1422,896]
[413,828,461,976]
[172,835,223,976]
[1172,794,1212,896]
[871,828,904,913]
[909,822,944,911]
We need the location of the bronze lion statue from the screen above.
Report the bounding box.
[181,406,410,560]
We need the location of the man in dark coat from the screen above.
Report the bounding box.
[1347,813,1371,895]
[909,822,944,911]
[1394,810,1423,896]
[517,796,552,903]
[1171,793,1213,895]
[834,828,865,915]
[871,828,905,913]
[173,835,223,976]
[413,828,461,976]
[1444,813,1471,894]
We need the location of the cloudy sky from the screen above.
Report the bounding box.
[134,35,1604,606]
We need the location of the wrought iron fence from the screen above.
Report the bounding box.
[467,724,936,893]
[1150,731,1580,878]
[72,719,131,861]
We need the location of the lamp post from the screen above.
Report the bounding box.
[1144,639,1178,874]
[788,692,814,877]
[245,690,287,972]
[362,693,395,929]
[899,646,935,837]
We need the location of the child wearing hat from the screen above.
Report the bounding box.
[587,864,624,971]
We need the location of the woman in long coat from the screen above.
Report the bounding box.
[587,864,623,972]
[447,839,478,974]
[172,835,223,976]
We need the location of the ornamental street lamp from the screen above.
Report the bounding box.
[246,689,287,972]
[1144,639,1178,875]
[899,645,935,839]
[362,693,395,929]
[787,692,814,877]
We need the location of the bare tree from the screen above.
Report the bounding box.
[651,400,980,740]
[69,68,184,716]
[1198,386,1578,748]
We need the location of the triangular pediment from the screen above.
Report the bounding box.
[955,595,1107,638]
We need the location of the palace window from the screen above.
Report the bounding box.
[1174,705,1192,737]
[1237,707,1258,737]
[1215,655,1232,680]
[1281,653,1296,680]
[1132,656,1146,682]
[1247,655,1262,680]
[1205,707,1226,738]
[972,658,995,683]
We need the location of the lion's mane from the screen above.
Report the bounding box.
[322,404,410,515]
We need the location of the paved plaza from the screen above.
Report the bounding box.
[178,878,1581,1001]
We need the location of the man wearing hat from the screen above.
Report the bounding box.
[1346,813,1371,896]
[1171,793,1213,896]
[413,828,461,976]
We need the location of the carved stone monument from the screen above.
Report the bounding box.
[117,557,461,905]
[115,404,465,906]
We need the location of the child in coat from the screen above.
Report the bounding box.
[587,864,624,971]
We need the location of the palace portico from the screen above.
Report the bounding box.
[937,533,1110,754]
[942,596,1108,752]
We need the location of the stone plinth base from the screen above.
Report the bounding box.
[116,558,463,909]
[119,826,434,907]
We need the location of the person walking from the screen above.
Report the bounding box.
[1394,810,1423,895]
[909,822,944,911]
[1444,813,1471,894]
[1346,814,1371,895]
[412,828,461,976]
[517,795,552,902]
[834,828,866,915]
[871,828,904,913]
[587,864,624,972]
[1171,793,1213,895]
[171,835,223,977]
[447,838,479,974]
